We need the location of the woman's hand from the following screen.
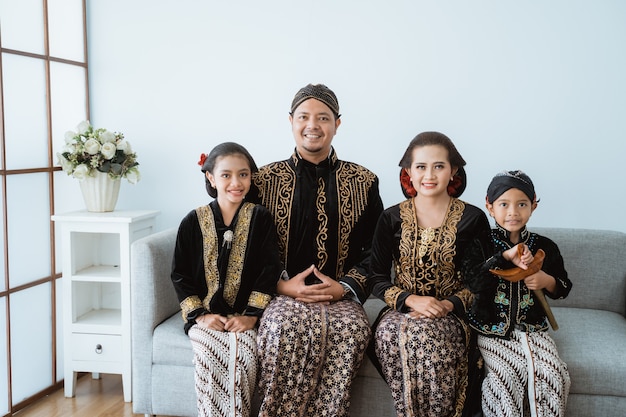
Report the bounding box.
[404,294,453,319]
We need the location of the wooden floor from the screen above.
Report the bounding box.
[13,374,165,417]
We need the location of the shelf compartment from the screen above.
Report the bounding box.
[71,281,121,331]
[70,231,121,277]
[72,265,121,282]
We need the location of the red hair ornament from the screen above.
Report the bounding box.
[399,169,417,198]
[198,153,208,167]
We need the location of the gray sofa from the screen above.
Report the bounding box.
[131,227,626,417]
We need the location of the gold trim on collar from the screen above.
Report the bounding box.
[196,202,253,309]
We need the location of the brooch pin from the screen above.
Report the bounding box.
[223,230,234,249]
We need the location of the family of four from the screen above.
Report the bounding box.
[170,83,572,417]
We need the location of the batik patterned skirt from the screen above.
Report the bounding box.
[256,295,371,417]
[188,326,258,417]
[374,309,467,417]
[478,330,570,417]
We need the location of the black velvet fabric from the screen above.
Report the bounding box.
[368,199,493,314]
[171,200,281,333]
[466,225,572,339]
[251,148,384,302]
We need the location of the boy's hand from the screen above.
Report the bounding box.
[503,244,533,269]
[524,270,557,293]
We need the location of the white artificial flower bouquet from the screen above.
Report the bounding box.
[57,120,140,184]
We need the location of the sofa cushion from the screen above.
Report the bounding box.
[535,228,626,316]
[151,364,197,417]
[153,312,194,367]
[550,306,626,397]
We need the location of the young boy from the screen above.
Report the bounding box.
[467,170,572,417]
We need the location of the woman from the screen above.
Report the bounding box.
[171,142,280,417]
[368,131,491,417]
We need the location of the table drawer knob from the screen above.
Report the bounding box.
[95,344,103,354]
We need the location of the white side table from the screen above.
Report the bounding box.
[52,210,160,402]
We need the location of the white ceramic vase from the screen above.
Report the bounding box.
[79,171,121,212]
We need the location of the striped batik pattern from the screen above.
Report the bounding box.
[478,330,570,417]
[189,326,258,417]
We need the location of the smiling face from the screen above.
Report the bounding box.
[486,187,537,243]
[206,154,251,209]
[289,98,341,164]
[406,144,457,199]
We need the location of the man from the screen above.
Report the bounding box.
[252,83,384,416]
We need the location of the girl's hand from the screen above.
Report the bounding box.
[195,314,227,331]
[224,315,258,332]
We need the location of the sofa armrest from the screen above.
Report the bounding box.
[131,228,179,413]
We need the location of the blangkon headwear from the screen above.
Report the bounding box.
[486,170,536,204]
[290,83,341,118]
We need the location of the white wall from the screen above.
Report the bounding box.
[85,0,626,233]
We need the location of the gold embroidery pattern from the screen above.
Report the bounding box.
[224,203,253,305]
[316,176,329,270]
[248,291,272,309]
[398,200,417,292]
[196,205,219,309]
[335,161,376,277]
[347,267,367,293]
[180,295,203,322]
[437,200,463,297]
[396,198,466,299]
[196,203,253,309]
[418,227,437,264]
[384,286,404,309]
[254,156,376,280]
[253,162,295,266]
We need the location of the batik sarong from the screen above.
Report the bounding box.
[478,330,570,417]
[374,309,466,417]
[256,295,371,417]
[189,325,258,417]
